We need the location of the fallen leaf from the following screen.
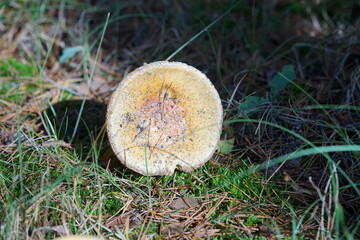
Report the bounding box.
[270,64,296,96]
[105,214,140,229]
[193,228,221,239]
[239,96,267,117]
[105,216,126,227]
[218,138,235,154]
[162,223,185,236]
[169,197,199,210]
[259,225,274,237]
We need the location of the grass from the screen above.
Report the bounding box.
[1,0,360,239]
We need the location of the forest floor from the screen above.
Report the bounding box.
[0,1,359,239]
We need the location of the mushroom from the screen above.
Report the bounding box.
[107,61,223,176]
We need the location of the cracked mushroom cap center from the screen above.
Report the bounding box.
[135,92,188,148]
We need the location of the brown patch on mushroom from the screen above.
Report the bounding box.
[135,95,188,148]
[107,61,223,176]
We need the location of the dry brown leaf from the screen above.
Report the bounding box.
[193,228,221,239]
[105,214,139,229]
[168,197,199,210]
[259,225,274,237]
[105,216,127,228]
[162,223,185,237]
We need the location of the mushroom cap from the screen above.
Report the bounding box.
[107,61,223,176]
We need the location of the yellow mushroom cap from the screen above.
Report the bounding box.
[107,61,223,176]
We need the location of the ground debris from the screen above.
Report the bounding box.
[161,223,185,237]
[168,197,199,210]
[0,139,72,150]
[105,212,141,230]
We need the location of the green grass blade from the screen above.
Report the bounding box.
[225,119,360,196]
